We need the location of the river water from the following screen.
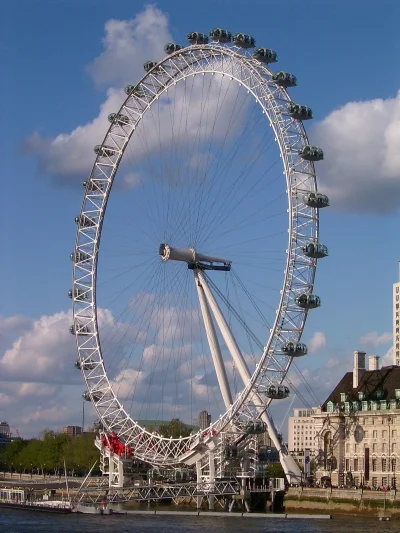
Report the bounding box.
[0,509,398,533]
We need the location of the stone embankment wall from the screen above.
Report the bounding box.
[285,487,400,517]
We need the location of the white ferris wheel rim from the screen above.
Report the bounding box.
[72,39,320,465]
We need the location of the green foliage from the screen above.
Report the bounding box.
[158,418,192,439]
[266,462,285,478]
[0,431,99,475]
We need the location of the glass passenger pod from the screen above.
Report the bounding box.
[253,48,278,64]
[302,242,328,259]
[272,71,297,88]
[69,324,90,335]
[94,145,117,158]
[186,32,209,45]
[244,420,267,435]
[83,391,103,403]
[299,145,324,162]
[124,84,146,98]
[143,60,159,72]
[224,444,238,458]
[282,342,308,357]
[264,385,290,399]
[75,359,96,370]
[82,180,105,192]
[232,33,255,48]
[108,113,130,126]
[75,215,96,227]
[209,28,232,43]
[70,251,90,263]
[295,294,321,309]
[164,43,183,54]
[287,103,313,120]
[303,192,330,208]
[68,288,88,301]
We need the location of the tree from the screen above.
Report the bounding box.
[158,419,192,439]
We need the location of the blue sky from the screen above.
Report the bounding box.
[1,0,400,438]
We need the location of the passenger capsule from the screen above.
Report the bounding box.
[70,251,90,263]
[83,180,105,192]
[302,242,328,259]
[70,324,90,335]
[299,145,324,162]
[282,342,308,357]
[287,103,313,120]
[253,48,277,64]
[82,391,102,402]
[209,28,232,43]
[264,385,290,399]
[75,359,96,370]
[108,113,130,126]
[187,32,209,45]
[224,444,238,458]
[94,145,117,158]
[164,43,183,54]
[75,215,96,227]
[303,192,330,208]
[144,60,158,72]
[125,84,146,97]
[68,288,88,301]
[295,294,321,309]
[232,33,255,48]
[272,71,297,88]
[245,420,267,435]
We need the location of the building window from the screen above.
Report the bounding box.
[364,430,369,438]
[392,443,396,453]
[382,477,388,487]
[391,458,396,472]
[382,458,387,472]
[392,430,397,438]
[382,443,387,453]
[372,443,377,453]
[373,430,378,438]
[346,443,350,452]
[345,459,350,471]
[382,430,388,438]
[354,458,358,471]
[372,477,378,488]
[372,458,377,472]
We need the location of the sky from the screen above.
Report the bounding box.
[1,0,400,440]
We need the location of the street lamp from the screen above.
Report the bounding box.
[30,463,33,479]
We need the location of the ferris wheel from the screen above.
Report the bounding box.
[70,28,328,483]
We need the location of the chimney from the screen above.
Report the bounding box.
[353,350,366,388]
[368,355,380,371]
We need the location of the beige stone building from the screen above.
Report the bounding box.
[314,351,400,488]
[394,268,400,366]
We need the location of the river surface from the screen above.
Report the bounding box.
[0,509,398,533]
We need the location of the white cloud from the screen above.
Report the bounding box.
[307,331,327,354]
[312,90,400,213]
[382,346,394,367]
[87,6,172,87]
[23,6,248,186]
[359,331,392,348]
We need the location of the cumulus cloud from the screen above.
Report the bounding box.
[0,311,76,383]
[87,5,172,87]
[381,346,394,367]
[312,91,400,213]
[23,88,125,183]
[307,331,327,354]
[23,6,249,186]
[359,331,392,348]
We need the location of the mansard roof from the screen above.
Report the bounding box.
[322,365,400,411]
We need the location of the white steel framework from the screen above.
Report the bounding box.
[71,31,327,483]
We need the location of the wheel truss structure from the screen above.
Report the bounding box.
[71,30,327,485]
